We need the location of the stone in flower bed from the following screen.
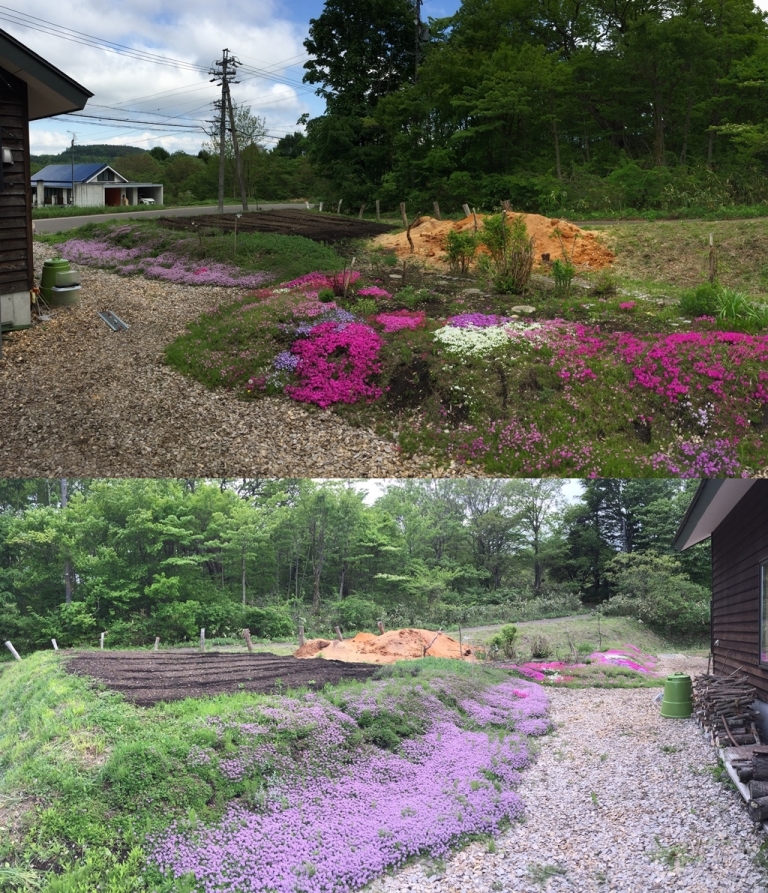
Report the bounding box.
[167,269,768,476]
[148,676,549,893]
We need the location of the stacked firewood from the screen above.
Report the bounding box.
[692,672,761,747]
[729,752,768,822]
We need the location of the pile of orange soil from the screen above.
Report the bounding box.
[294,627,474,665]
[371,212,614,270]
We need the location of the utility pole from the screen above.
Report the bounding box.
[67,131,76,206]
[210,49,248,212]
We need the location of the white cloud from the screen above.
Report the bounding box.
[8,0,322,155]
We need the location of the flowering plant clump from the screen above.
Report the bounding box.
[357,286,393,300]
[148,675,549,893]
[285,321,385,408]
[500,645,658,683]
[447,312,511,328]
[374,310,426,333]
[434,324,516,356]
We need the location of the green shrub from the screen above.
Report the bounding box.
[479,213,534,294]
[444,229,478,275]
[356,708,425,751]
[679,283,720,317]
[330,597,379,634]
[242,606,295,640]
[528,634,553,659]
[488,624,519,659]
[603,551,709,641]
[551,259,576,295]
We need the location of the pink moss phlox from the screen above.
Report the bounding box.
[285,321,384,408]
[282,271,361,290]
[358,286,392,300]
[619,301,636,310]
[374,310,426,333]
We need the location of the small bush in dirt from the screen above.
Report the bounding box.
[478,213,534,294]
[679,282,720,318]
[318,287,336,303]
[528,634,553,659]
[397,285,430,310]
[551,259,576,296]
[489,624,519,659]
[444,229,478,275]
[590,268,618,297]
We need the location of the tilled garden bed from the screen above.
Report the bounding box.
[65,650,377,706]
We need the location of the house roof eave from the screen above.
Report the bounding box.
[672,479,756,551]
[0,28,92,120]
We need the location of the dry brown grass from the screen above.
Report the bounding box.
[607,218,768,294]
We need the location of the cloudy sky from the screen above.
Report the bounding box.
[8,0,768,158]
[2,0,461,156]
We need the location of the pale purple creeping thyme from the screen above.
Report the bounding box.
[58,238,273,288]
[448,313,511,328]
[148,678,549,893]
[273,351,301,373]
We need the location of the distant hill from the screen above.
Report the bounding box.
[30,145,146,167]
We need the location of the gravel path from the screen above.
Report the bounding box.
[367,685,767,893]
[0,243,440,478]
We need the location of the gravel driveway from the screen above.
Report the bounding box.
[367,684,767,893]
[0,244,437,478]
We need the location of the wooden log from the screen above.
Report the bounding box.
[335,626,344,642]
[752,754,768,781]
[738,767,753,782]
[154,637,160,651]
[298,623,305,647]
[377,621,385,635]
[433,201,441,220]
[748,796,768,822]
[462,203,471,217]
[358,203,366,219]
[375,199,380,222]
[199,628,205,652]
[750,780,768,799]
[400,202,408,228]
[242,628,254,653]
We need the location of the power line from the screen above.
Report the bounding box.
[53,113,204,130]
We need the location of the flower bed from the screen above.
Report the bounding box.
[158,267,768,476]
[501,645,659,684]
[148,677,549,893]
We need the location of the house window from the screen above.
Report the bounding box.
[761,561,768,665]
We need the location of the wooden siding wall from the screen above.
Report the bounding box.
[0,67,32,296]
[712,481,768,697]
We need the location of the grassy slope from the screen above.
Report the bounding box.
[0,652,519,893]
[608,218,768,296]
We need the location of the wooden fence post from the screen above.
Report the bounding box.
[4,641,21,661]
[243,628,254,653]
[337,199,343,214]
[375,200,380,222]
[100,632,105,650]
[377,621,385,635]
[154,637,160,651]
[433,201,441,220]
[399,202,408,228]
[51,638,58,651]
[335,626,344,642]
[199,628,205,652]
[462,203,471,217]
[318,201,323,213]
[358,203,366,219]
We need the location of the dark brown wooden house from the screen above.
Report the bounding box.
[674,480,768,705]
[0,29,91,330]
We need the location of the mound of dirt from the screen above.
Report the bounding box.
[294,628,474,665]
[371,212,614,270]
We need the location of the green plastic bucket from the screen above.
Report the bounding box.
[660,673,693,718]
[40,258,71,302]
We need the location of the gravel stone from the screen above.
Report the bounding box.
[366,685,768,893]
[0,243,450,478]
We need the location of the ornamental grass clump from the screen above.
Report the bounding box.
[148,675,549,893]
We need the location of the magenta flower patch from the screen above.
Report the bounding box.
[374,310,426,333]
[285,321,384,408]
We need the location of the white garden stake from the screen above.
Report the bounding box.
[51,639,58,651]
[4,641,21,661]
[100,632,105,650]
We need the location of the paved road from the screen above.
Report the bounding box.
[33,202,311,233]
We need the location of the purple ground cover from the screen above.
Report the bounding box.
[59,238,273,288]
[148,677,549,893]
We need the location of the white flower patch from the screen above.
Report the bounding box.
[433,325,509,356]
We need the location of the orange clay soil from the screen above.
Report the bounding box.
[371,213,614,270]
[294,627,474,665]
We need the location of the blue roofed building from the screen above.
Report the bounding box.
[31,161,163,207]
